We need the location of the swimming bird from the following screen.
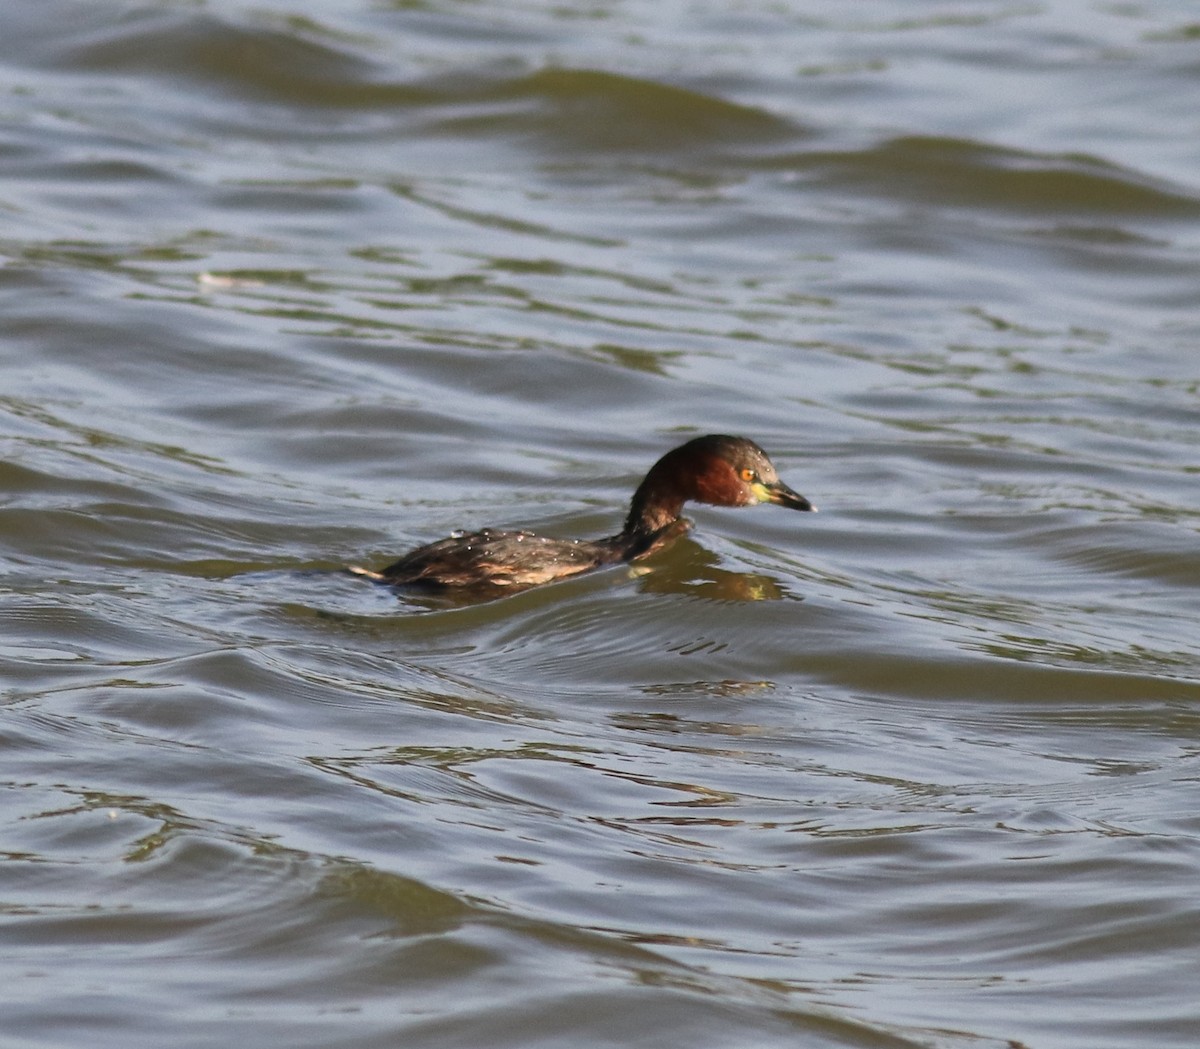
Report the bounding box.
[349,434,814,595]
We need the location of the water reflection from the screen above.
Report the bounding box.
[633,537,794,603]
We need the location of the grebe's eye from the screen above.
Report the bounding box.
[740,468,756,483]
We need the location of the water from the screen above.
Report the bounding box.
[2,2,1199,1047]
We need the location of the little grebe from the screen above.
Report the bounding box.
[349,434,814,594]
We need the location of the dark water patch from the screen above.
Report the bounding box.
[427,67,800,154]
[801,646,1200,708]
[0,598,195,681]
[1042,523,1200,589]
[54,10,436,110]
[1146,21,1200,46]
[764,135,1200,217]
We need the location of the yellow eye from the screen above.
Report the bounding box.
[740,468,755,482]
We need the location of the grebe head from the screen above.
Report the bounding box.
[676,434,814,510]
[626,434,814,535]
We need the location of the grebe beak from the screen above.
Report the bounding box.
[754,479,816,512]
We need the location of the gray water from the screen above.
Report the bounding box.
[2,2,1199,1047]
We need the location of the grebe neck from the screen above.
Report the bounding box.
[622,476,687,537]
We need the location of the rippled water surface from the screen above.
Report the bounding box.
[3,2,1199,1047]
